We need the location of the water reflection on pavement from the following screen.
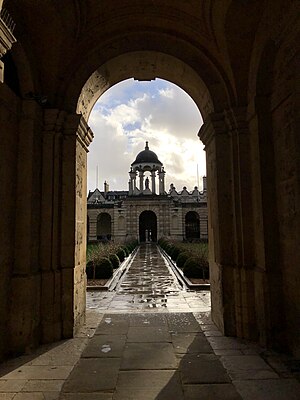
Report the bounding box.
[87,243,211,313]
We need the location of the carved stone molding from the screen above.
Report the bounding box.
[198,112,227,147]
[0,9,16,58]
[64,114,94,151]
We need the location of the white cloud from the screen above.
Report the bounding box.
[87,79,206,193]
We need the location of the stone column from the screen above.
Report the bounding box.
[139,170,144,191]
[129,169,136,195]
[151,170,156,194]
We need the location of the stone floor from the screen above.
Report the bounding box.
[1,244,299,399]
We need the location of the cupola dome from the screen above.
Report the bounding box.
[131,142,162,166]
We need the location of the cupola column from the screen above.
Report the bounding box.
[158,168,166,195]
[129,168,136,195]
[139,170,144,191]
[151,170,156,194]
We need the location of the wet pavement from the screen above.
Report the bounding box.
[87,243,211,313]
[1,244,300,399]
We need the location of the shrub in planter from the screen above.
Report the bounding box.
[121,246,130,256]
[170,246,181,262]
[176,252,191,269]
[183,257,203,278]
[109,254,120,269]
[86,261,94,279]
[94,258,113,279]
[116,248,126,262]
[165,244,174,256]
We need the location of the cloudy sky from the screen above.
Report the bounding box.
[87,78,206,193]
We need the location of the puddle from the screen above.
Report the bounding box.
[116,244,181,309]
[101,344,111,353]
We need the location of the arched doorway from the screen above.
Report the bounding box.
[139,211,157,242]
[185,211,200,240]
[97,213,112,241]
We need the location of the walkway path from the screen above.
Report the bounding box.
[0,244,299,399]
[87,243,211,313]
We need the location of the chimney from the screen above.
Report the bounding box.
[104,181,109,196]
[203,176,207,191]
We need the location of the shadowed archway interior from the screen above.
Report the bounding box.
[0,0,299,362]
[139,211,157,243]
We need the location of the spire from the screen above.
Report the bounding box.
[145,141,149,150]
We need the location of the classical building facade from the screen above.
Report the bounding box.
[87,142,208,243]
[0,1,299,360]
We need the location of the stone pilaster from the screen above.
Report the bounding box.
[88,211,98,241]
[61,114,93,337]
[9,100,43,354]
[38,110,93,343]
[199,109,257,340]
[39,109,66,343]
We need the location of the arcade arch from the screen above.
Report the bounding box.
[1,1,299,360]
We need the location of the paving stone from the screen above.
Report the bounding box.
[234,378,300,400]
[127,326,171,342]
[0,394,15,400]
[62,358,120,392]
[95,315,129,335]
[129,313,168,327]
[2,366,73,380]
[12,394,45,400]
[82,335,126,358]
[114,370,183,399]
[28,339,88,366]
[21,379,64,391]
[193,312,212,324]
[167,313,201,333]
[221,355,279,380]
[207,337,249,350]
[60,394,113,400]
[172,333,213,354]
[183,383,242,399]
[0,380,27,392]
[121,343,177,370]
[43,393,60,400]
[214,349,243,356]
[203,330,223,337]
[180,354,231,384]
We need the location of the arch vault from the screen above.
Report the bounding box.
[0,0,299,360]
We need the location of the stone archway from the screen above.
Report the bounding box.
[139,211,157,243]
[2,1,299,360]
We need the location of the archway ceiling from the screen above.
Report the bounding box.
[7,0,263,115]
